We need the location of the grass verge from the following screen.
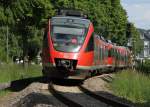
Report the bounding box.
[0,63,42,83]
[110,70,150,107]
[0,63,42,96]
[0,89,10,97]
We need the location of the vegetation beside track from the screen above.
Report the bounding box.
[137,59,150,73]
[0,63,42,83]
[110,70,150,107]
[0,63,42,96]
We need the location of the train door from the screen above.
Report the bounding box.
[94,35,99,65]
[104,45,108,65]
[100,44,103,65]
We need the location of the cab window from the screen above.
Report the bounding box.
[85,34,94,52]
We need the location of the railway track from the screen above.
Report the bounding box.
[48,81,109,107]
[78,85,133,107]
[48,82,82,107]
[47,76,134,107]
[0,75,134,107]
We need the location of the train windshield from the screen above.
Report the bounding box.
[51,25,86,52]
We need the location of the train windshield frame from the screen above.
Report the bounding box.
[50,17,90,53]
[53,26,85,36]
[51,25,87,52]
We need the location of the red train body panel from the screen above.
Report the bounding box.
[42,13,131,79]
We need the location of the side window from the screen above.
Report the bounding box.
[102,47,104,60]
[94,40,98,61]
[105,48,108,58]
[114,49,116,58]
[108,49,113,57]
[100,46,103,63]
[108,49,111,57]
[85,34,94,52]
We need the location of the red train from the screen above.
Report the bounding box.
[42,10,131,79]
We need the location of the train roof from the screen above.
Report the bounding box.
[57,9,88,18]
[51,16,91,28]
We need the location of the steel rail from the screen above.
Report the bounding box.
[48,82,82,107]
[78,85,134,107]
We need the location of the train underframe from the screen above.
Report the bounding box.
[42,58,91,79]
[42,63,127,80]
[42,66,90,80]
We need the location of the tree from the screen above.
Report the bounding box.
[127,23,143,54]
[0,0,143,63]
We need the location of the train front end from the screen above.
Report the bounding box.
[42,16,94,79]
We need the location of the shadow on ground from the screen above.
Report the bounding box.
[14,89,136,107]
[14,92,65,107]
[1,77,83,92]
[52,79,83,86]
[0,77,139,107]
[6,77,49,92]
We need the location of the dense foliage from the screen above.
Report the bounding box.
[137,59,150,73]
[0,0,142,62]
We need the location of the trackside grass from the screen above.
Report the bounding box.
[0,63,42,96]
[0,63,42,83]
[110,70,150,107]
[0,89,10,97]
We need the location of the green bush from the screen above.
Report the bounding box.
[137,59,150,73]
[142,59,150,73]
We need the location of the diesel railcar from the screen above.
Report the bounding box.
[42,11,131,79]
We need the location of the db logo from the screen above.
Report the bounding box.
[64,54,70,58]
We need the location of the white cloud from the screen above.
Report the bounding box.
[121,2,150,29]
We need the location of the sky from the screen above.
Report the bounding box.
[121,0,150,30]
